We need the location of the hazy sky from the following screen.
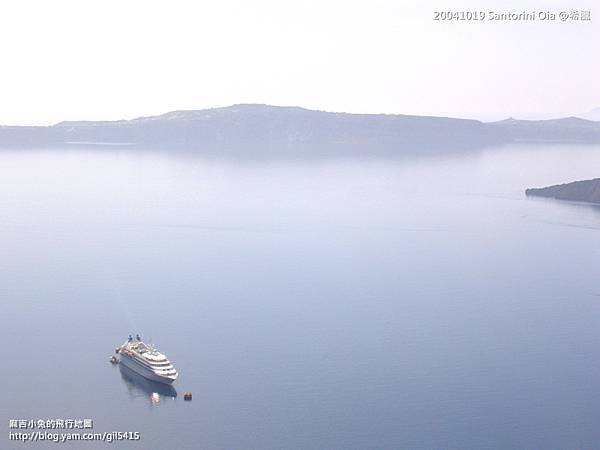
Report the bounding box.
[0,0,598,124]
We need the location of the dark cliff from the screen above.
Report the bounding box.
[526,178,600,204]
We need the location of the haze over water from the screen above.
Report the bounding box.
[1,144,600,449]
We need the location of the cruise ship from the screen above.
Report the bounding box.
[116,334,178,385]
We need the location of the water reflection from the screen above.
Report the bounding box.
[119,364,177,405]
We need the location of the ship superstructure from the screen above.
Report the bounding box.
[117,334,178,385]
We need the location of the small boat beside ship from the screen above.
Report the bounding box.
[115,334,178,385]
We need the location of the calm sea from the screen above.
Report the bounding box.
[1,144,600,449]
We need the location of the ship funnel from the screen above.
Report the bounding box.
[136,333,141,341]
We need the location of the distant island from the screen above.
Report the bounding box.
[526,178,600,204]
[1,104,600,154]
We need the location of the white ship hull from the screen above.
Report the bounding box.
[119,353,177,385]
